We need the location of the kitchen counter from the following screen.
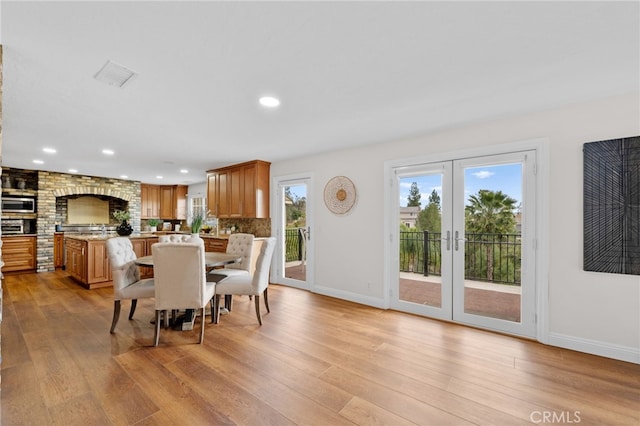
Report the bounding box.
[63,232,231,242]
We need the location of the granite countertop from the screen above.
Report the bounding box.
[64,232,231,241]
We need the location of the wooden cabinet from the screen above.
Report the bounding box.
[87,240,111,285]
[65,238,86,283]
[141,184,160,219]
[203,237,228,253]
[64,236,160,289]
[134,237,158,279]
[54,233,65,268]
[142,184,186,220]
[159,185,187,220]
[206,160,270,218]
[130,239,147,259]
[65,239,112,287]
[2,236,37,272]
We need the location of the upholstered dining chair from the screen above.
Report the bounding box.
[151,239,215,346]
[212,237,275,325]
[207,233,255,312]
[158,234,192,243]
[210,233,255,278]
[106,237,155,334]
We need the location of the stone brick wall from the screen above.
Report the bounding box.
[37,171,141,272]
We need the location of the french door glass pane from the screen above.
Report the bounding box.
[398,173,443,308]
[462,163,522,323]
[284,184,307,283]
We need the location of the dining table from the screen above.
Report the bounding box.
[134,252,241,269]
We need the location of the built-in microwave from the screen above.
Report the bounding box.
[1,197,36,213]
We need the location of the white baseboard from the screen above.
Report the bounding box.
[313,285,386,309]
[547,332,639,364]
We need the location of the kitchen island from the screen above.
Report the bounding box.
[64,233,229,289]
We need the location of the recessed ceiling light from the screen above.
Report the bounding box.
[102,149,114,155]
[156,176,163,179]
[180,169,189,174]
[33,159,44,164]
[68,169,78,173]
[43,147,57,154]
[259,96,280,108]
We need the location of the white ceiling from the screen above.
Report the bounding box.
[1,1,638,185]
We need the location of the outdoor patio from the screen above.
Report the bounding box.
[284,265,521,322]
[399,273,521,322]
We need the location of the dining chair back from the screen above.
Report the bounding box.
[223,233,255,272]
[106,237,155,333]
[151,239,215,346]
[207,234,258,316]
[213,237,276,325]
[158,234,192,243]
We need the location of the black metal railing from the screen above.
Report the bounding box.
[284,228,521,285]
[285,228,306,262]
[399,231,521,285]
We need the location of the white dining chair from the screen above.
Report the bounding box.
[213,237,275,325]
[207,233,255,312]
[209,233,255,278]
[106,237,155,333]
[158,234,192,243]
[151,239,215,346]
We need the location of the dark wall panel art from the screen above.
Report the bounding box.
[584,136,640,275]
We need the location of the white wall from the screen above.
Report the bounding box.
[187,182,207,202]
[271,93,640,362]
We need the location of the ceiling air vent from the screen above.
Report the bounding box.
[94,60,137,88]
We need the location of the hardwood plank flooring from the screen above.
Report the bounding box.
[1,270,638,425]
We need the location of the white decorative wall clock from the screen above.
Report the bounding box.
[323,176,357,215]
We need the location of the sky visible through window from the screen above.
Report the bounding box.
[286,184,307,200]
[399,163,522,208]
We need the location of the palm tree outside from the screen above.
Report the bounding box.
[465,189,518,281]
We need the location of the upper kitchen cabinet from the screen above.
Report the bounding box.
[140,184,160,219]
[141,184,186,220]
[160,185,187,220]
[207,160,270,218]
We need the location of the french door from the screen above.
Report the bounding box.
[273,175,313,290]
[392,150,537,337]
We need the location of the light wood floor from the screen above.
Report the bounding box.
[1,270,638,425]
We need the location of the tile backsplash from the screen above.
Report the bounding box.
[218,218,271,237]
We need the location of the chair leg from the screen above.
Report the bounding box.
[254,296,263,326]
[128,299,138,320]
[154,310,162,347]
[225,294,233,311]
[263,288,270,313]
[209,298,216,323]
[164,310,170,329]
[212,294,221,324]
[110,300,121,333]
[199,307,206,344]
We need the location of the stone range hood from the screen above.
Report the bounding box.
[37,171,141,272]
[57,193,129,228]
